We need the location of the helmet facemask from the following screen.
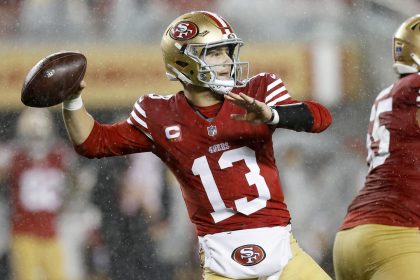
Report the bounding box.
[183,39,249,94]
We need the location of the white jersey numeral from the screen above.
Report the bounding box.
[367,86,393,170]
[19,168,65,211]
[192,147,271,223]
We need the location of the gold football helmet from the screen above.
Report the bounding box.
[161,11,249,94]
[393,14,420,74]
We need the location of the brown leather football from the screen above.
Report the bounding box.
[21,51,87,107]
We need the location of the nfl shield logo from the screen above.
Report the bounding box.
[395,46,403,57]
[207,125,217,137]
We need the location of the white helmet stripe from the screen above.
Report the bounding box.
[199,11,233,34]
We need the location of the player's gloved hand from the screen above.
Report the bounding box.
[62,81,86,111]
[224,92,273,124]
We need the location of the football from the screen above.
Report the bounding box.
[21,51,87,107]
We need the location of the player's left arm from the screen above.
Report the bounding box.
[225,92,332,132]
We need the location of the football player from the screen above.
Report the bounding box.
[61,11,332,279]
[0,108,75,280]
[333,14,420,280]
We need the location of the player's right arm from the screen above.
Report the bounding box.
[62,81,94,146]
[62,82,154,158]
[63,105,95,145]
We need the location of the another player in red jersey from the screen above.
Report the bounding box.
[61,11,332,279]
[0,108,75,280]
[333,14,420,280]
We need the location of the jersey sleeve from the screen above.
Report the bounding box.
[127,96,153,140]
[303,101,333,132]
[75,120,153,159]
[263,73,293,106]
[262,73,332,133]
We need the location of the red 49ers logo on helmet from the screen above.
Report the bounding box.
[170,21,199,40]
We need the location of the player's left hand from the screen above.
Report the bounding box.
[224,92,272,124]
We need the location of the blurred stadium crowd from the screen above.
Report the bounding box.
[0,0,419,279]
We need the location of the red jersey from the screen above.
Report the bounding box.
[8,143,74,237]
[77,73,330,236]
[341,73,420,230]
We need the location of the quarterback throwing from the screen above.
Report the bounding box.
[62,11,332,280]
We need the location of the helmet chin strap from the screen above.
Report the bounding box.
[209,79,235,95]
[168,62,235,94]
[393,53,420,74]
[393,63,417,74]
[204,64,236,94]
[410,53,420,69]
[167,64,193,85]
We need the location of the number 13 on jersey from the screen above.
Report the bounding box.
[192,146,271,223]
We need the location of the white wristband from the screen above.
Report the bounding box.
[266,107,280,125]
[63,96,83,111]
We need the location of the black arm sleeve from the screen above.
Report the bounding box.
[272,103,314,131]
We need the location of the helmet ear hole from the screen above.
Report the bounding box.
[176,61,188,68]
[410,21,420,31]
